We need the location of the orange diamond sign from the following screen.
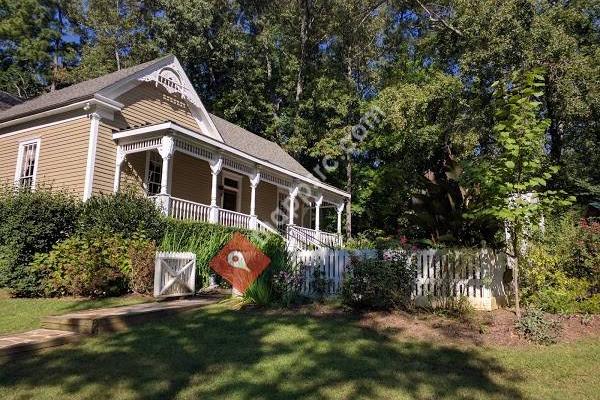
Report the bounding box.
[209,232,271,294]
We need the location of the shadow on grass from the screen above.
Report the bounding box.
[0,305,524,400]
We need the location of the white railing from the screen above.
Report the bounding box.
[218,208,252,230]
[169,196,211,222]
[287,225,341,250]
[257,220,278,234]
[294,248,507,310]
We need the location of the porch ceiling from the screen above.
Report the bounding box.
[112,120,349,203]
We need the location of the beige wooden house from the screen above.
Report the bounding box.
[0,55,349,249]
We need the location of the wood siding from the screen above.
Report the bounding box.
[0,116,90,195]
[171,152,211,204]
[92,122,118,194]
[115,83,199,130]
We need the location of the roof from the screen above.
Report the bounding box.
[0,55,321,184]
[209,114,315,179]
[0,56,172,123]
[0,91,23,111]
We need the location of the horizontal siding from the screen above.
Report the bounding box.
[0,117,89,195]
[116,83,199,130]
[255,181,278,229]
[93,122,117,194]
[171,152,211,204]
[120,151,146,195]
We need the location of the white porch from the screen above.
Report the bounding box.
[112,121,348,249]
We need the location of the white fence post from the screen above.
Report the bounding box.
[154,252,197,298]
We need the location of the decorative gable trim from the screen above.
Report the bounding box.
[138,63,202,109]
[98,56,222,142]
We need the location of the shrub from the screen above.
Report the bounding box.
[28,234,154,298]
[272,265,305,307]
[515,308,561,345]
[129,239,157,295]
[78,191,165,242]
[0,186,80,293]
[243,274,273,306]
[342,254,414,310]
[523,212,600,314]
[161,219,287,291]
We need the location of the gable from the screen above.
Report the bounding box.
[115,82,200,132]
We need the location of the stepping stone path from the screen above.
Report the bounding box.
[0,295,222,359]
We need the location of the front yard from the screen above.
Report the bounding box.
[1,301,598,400]
[0,289,149,335]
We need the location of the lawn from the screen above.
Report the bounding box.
[1,303,598,400]
[0,289,149,335]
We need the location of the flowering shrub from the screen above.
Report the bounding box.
[272,268,305,306]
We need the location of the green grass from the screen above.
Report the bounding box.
[1,303,598,400]
[0,289,149,335]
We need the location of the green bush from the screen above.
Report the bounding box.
[78,191,165,242]
[523,212,600,314]
[128,239,157,295]
[28,234,154,298]
[243,274,273,306]
[342,254,414,310]
[515,308,561,345]
[161,219,287,292]
[0,186,80,294]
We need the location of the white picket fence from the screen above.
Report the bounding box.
[294,248,507,310]
[154,252,197,298]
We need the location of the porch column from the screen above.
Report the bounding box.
[314,194,323,232]
[336,202,345,237]
[113,146,126,193]
[158,136,175,215]
[249,170,260,229]
[209,156,223,223]
[288,185,299,226]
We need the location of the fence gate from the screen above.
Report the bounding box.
[154,252,197,297]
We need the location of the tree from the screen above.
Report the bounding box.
[464,69,574,317]
[0,0,77,98]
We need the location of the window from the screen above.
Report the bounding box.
[15,139,40,189]
[221,172,241,212]
[145,151,163,196]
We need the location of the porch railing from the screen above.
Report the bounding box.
[218,208,252,230]
[170,196,212,222]
[289,225,342,249]
[149,195,341,249]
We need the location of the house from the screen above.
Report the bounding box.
[0,55,349,249]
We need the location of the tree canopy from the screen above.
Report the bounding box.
[1,0,598,242]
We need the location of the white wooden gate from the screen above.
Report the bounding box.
[154,252,197,298]
[294,248,507,310]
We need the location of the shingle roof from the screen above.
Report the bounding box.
[0,91,23,111]
[0,56,172,123]
[209,114,315,179]
[0,55,318,181]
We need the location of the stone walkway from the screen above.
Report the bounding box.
[0,295,222,359]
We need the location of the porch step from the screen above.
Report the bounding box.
[41,295,222,335]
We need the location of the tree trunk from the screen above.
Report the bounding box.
[295,0,311,102]
[511,226,521,318]
[346,152,352,239]
[548,118,564,164]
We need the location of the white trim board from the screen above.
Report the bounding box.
[113,122,350,199]
[83,113,101,200]
[0,98,122,131]
[0,115,87,139]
